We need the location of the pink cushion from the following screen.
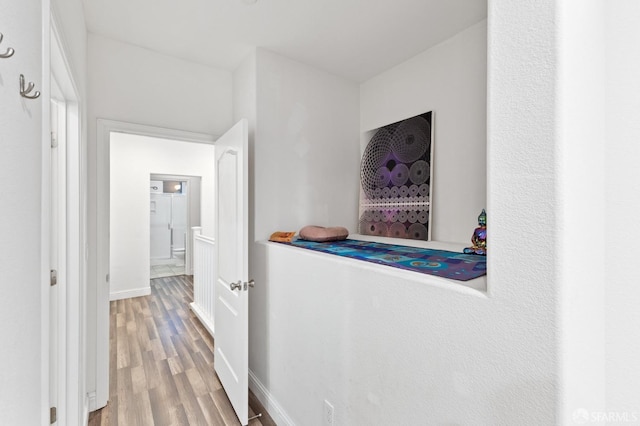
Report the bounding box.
[299,226,349,242]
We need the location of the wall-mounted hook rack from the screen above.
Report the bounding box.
[0,32,15,58]
[20,74,40,99]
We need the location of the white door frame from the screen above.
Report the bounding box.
[50,14,86,425]
[95,120,214,409]
[150,173,202,273]
[49,86,66,426]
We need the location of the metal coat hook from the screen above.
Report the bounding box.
[0,33,15,58]
[19,74,40,99]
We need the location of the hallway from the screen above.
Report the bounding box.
[88,275,274,425]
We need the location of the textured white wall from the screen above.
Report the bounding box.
[242,49,361,424]
[485,2,562,421]
[605,0,640,415]
[360,21,487,244]
[109,133,215,298]
[246,10,562,426]
[0,0,46,423]
[557,0,607,421]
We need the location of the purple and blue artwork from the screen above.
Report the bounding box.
[359,111,433,241]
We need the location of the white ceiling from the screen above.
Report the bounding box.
[81,0,486,82]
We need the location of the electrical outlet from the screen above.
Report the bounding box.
[323,400,334,425]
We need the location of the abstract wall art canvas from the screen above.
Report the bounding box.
[359,111,434,241]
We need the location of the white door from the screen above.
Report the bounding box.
[150,193,172,259]
[214,119,250,425]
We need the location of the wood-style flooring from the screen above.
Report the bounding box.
[88,275,275,426]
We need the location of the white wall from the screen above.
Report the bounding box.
[246,14,563,425]
[233,52,257,143]
[109,133,215,299]
[253,49,361,238]
[87,34,233,136]
[360,21,487,244]
[52,0,87,98]
[557,0,606,421]
[86,34,233,398]
[233,51,257,244]
[0,0,88,423]
[0,1,46,423]
[605,0,640,415]
[236,49,361,424]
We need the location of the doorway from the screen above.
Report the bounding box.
[96,120,215,409]
[150,175,201,278]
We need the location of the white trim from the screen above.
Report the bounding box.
[248,370,295,426]
[189,302,215,336]
[51,94,69,426]
[110,287,152,301]
[99,119,218,145]
[51,12,87,426]
[82,394,90,426]
[195,234,216,244]
[87,391,97,412]
[41,2,52,424]
[96,119,215,409]
[189,226,203,275]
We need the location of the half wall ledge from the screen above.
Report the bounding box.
[259,234,487,295]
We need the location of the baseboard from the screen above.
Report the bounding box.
[83,394,91,425]
[190,302,215,337]
[249,369,295,426]
[87,391,97,412]
[109,287,151,301]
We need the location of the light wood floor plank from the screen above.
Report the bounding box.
[133,390,154,426]
[141,349,163,391]
[170,333,197,371]
[128,320,143,368]
[116,367,133,425]
[198,392,227,425]
[174,371,209,425]
[185,367,209,397]
[212,388,242,425]
[88,275,276,425]
[116,325,130,369]
[131,364,147,395]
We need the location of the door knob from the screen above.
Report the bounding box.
[230,281,242,291]
[246,279,255,288]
